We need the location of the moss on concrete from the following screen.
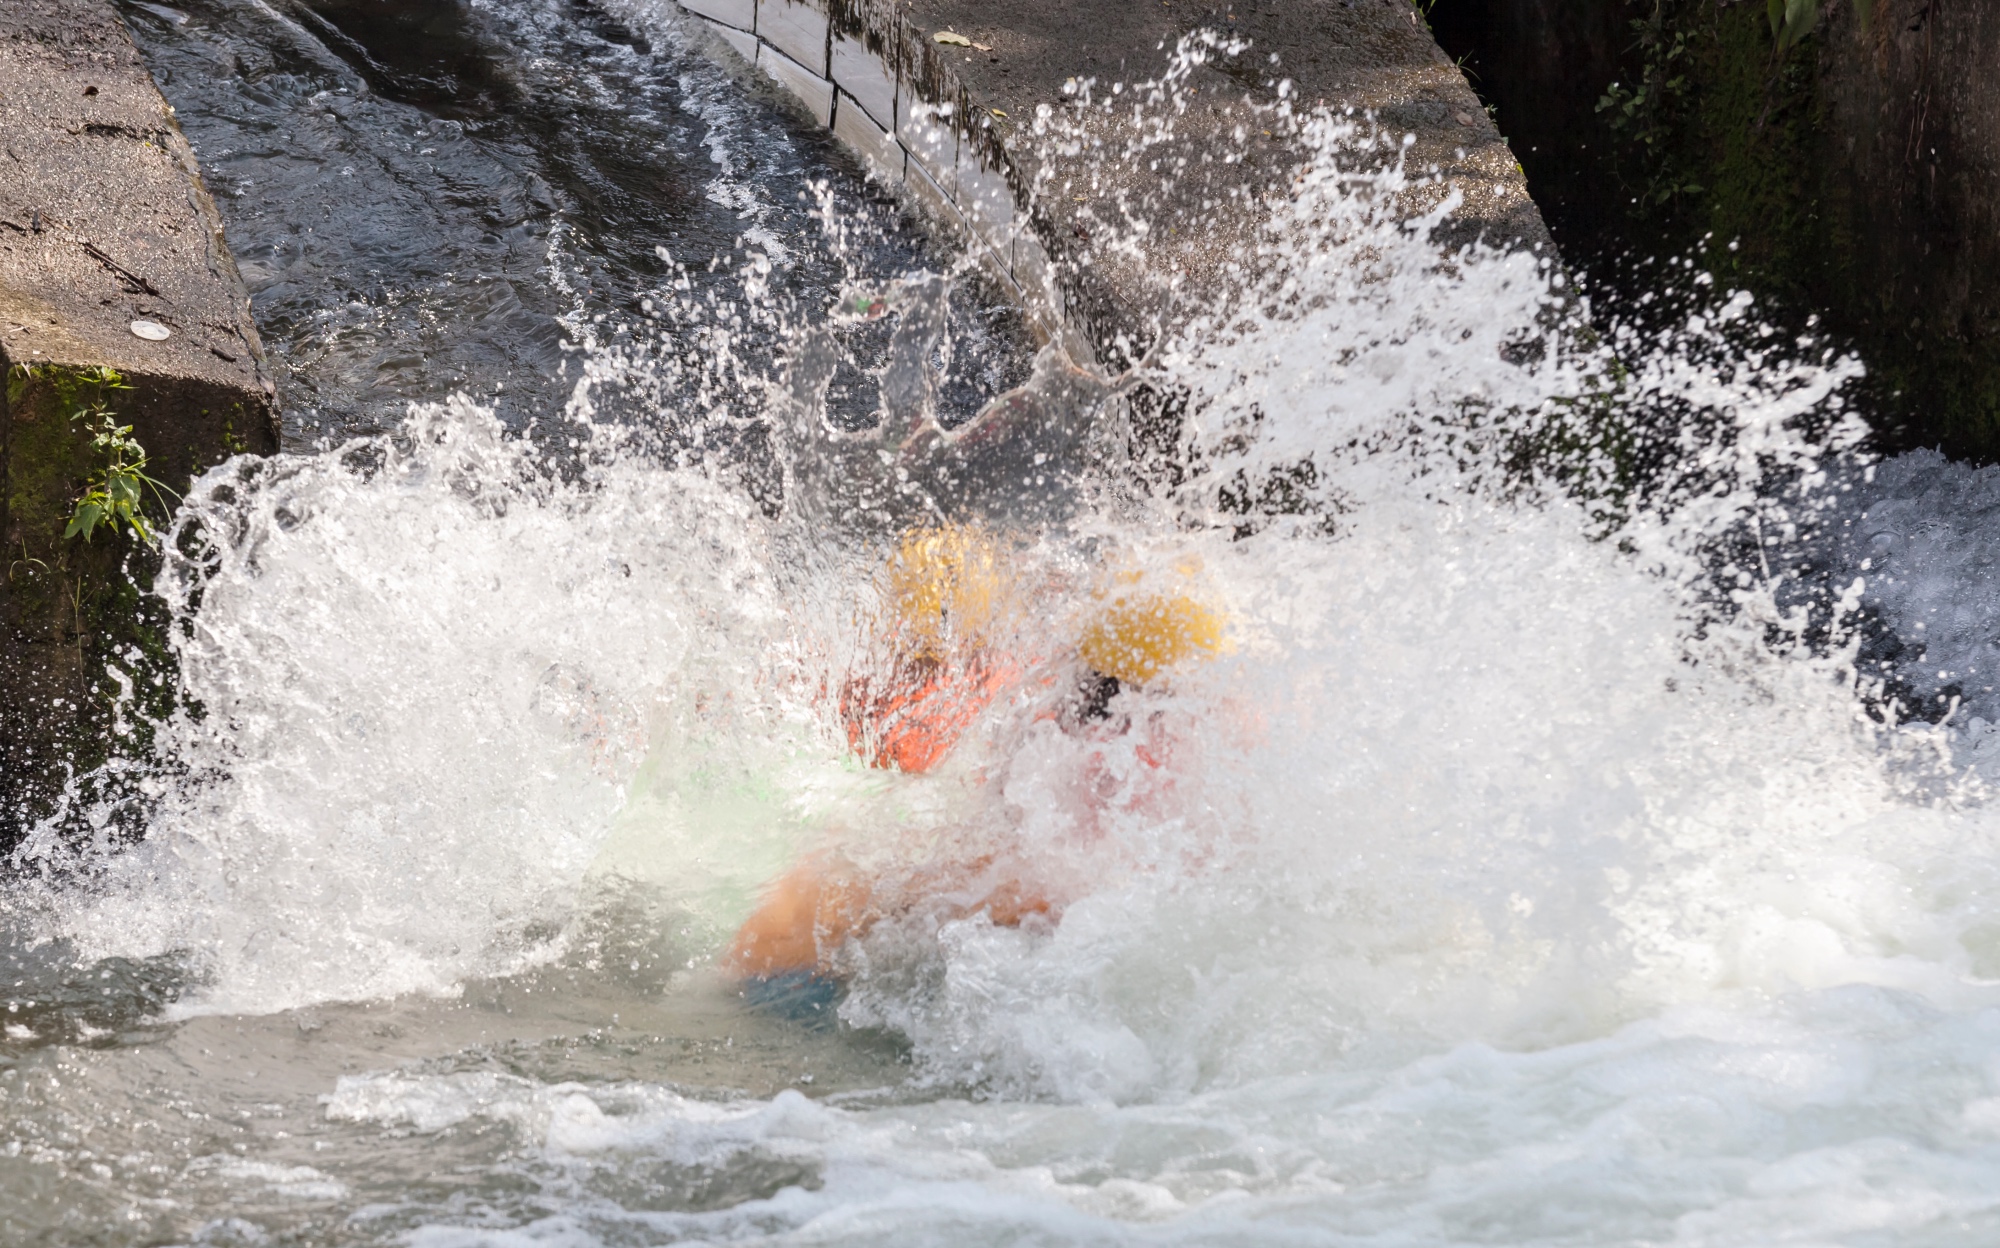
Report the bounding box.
[1590,3,1818,285]
[1579,0,2000,457]
[3,362,183,842]
[1436,0,2000,458]
[1690,7,1820,295]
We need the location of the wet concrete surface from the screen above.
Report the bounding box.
[903,0,1550,350]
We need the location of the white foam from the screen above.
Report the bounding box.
[1821,449,2000,721]
[19,398,811,1014]
[336,991,2000,1245]
[189,1156,351,1202]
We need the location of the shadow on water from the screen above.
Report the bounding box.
[282,0,525,121]
[0,937,191,1058]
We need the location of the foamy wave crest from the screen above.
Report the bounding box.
[840,490,2000,1101]
[16,398,809,1013]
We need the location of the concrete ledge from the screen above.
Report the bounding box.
[1,0,278,845]
[676,0,1551,359]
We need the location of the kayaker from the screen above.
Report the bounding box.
[724,524,1228,990]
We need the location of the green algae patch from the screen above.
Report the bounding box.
[1584,0,2000,458]
[2,363,184,846]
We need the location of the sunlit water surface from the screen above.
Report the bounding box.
[7,4,2000,1246]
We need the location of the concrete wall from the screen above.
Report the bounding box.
[676,0,1550,363]
[1818,0,2000,456]
[1431,0,2000,460]
[680,0,1076,351]
[1,0,277,849]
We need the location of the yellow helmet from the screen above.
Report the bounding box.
[1077,588,1228,686]
[884,524,1006,659]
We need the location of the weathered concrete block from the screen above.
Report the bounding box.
[969,234,1020,307]
[956,157,1015,245]
[757,43,834,126]
[701,15,760,63]
[903,151,960,227]
[757,0,829,78]
[1010,231,1052,302]
[683,0,756,32]
[831,30,897,130]
[831,89,904,184]
[897,103,960,203]
[0,0,276,847]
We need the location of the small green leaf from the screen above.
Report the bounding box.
[64,407,166,546]
[67,501,103,542]
[1779,0,1819,47]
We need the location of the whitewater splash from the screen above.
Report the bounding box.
[8,14,2000,1244]
[20,83,1973,1034]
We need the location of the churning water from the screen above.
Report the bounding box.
[8,2,2000,1244]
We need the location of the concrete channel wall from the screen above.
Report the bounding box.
[1,0,277,846]
[675,0,1551,360]
[682,0,1078,348]
[1434,0,2000,459]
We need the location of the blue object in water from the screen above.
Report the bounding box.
[739,970,842,1026]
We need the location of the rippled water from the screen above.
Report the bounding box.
[8,4,2000,1246]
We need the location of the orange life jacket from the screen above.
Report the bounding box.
[838,651,1022,774]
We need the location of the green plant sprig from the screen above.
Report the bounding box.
[1595,2,1701,217]
[1769,0,1873,52]
[63,368,179,546]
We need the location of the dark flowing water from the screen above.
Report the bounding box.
[120,0,1027,443]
